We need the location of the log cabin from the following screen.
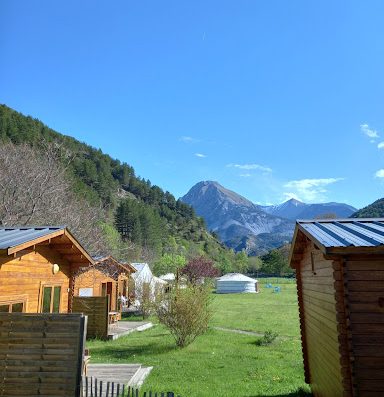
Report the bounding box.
[0,226,94,314]
[289,218,384,397]
[73,256,136,312]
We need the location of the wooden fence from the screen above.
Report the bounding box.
[82,377,180,397]
[73,296,109,340]
[0,313,87,397]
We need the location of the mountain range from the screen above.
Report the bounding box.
[261,198,357,220]
[181,181,357,255]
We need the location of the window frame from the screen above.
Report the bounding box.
[0,296,27,313]
[38,282,64,313]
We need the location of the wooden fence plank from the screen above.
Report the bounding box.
[73,296,109,340]
[0,313,86,397]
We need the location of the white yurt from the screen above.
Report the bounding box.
[216,273,259,294]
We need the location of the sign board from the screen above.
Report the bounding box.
[79,287,94,297]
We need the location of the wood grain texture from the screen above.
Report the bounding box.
[72,296,109,340]
[346,258,384,395]
[0,313,85,397]
[0,247,72,313]
[298,246,344,396]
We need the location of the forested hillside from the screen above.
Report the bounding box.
[352,198,384,218]
[0,104,230,266]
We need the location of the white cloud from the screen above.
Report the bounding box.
[375,169,384,178]
[283,178,344,202]
[283,192,302,202]
[239,173,252,178]
[195,153,207,158]
[227,163,273,173]
[180,136,199,143]
[378,142,384,150]
[361,123,379,140]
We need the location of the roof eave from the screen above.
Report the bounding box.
[7,228,66,255]
[289,223,327,269]
[6,227,95,266]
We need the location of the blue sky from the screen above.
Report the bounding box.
[1,1,384,209]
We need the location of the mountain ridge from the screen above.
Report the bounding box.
[182,181,358,255]
[262,198,357,220]
[181,181,295,254]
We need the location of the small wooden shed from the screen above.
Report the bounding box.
[289,218,384,397]
[0,226,94,314]
[73,255,136,312]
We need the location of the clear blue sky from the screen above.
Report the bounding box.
[1,1,384,209]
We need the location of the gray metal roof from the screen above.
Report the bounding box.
[298,218,384,248]
[0,227,65,250]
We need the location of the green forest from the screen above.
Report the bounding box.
[1,104,274,274]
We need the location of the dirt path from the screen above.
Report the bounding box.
[212,326,298,340]
[212,326,265,336]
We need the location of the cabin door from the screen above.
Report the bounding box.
[101,282,113,311]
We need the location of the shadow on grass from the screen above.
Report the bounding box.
[91,341,176,358]
[246,388,312,397]
[121,312,146,321]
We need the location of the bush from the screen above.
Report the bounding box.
[255,330,278,346]
[154,284,212,347]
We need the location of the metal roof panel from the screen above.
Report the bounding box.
[297,219,384,249]
[0,227,64,250]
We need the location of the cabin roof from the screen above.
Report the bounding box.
[0,226,64,249]
[0,226,94,266]
[93,255,136,273]
[289,218,384,267]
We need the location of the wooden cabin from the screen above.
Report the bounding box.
[73,256,136,312]
[289,218,384,397]
[0,226,94,314]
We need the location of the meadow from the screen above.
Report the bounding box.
[87,280,311,397]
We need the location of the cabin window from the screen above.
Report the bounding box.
[0,300,25,313]
[40,285,62,313]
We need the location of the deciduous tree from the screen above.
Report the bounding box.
[181,256,220,284]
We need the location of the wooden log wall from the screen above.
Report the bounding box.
[74,269,118,311]
[298,244,344,396]
[345,257,384,396]
[0,313,86,397]
[72,296,109,340]
[0,247,72,313]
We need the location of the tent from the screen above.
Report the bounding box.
[130,263,165,305]
[216,273,258,294]
[158,273,176,282]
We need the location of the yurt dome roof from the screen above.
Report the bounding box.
[217,273,257,282]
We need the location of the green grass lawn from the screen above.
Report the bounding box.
[87,280,311,397]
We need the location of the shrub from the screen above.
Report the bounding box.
[255,330,278,346]
[154,284,212,347]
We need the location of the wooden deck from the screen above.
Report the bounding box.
[84,364,153,396]
[108,320,153,340]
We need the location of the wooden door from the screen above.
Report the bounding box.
[101,282,113,311]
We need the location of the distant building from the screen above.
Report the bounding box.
[73,255,136,312]
[216,273,259,294]
[130,263,166,304]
